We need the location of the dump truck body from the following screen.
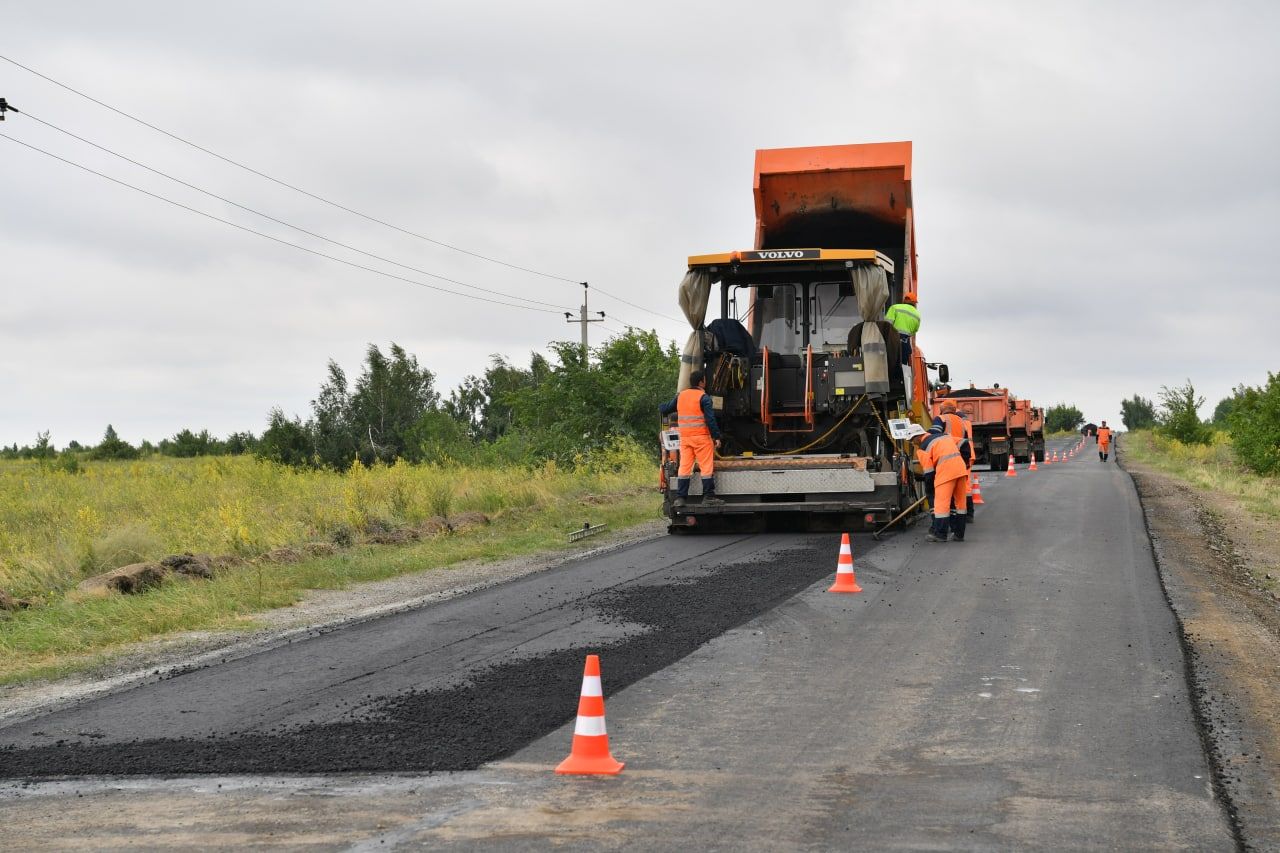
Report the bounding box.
[931,387,1045,469]
[662,142,943,531]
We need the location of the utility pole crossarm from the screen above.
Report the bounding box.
[0,98,18,120]
[564,281,605,359]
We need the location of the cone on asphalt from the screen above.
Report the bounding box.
[971,475,985,505]
[1005,455,1018,477]
[556,655,624,775]
[1044,450,1054,465]
[1028,454,1039,472]
[828,533,863,593]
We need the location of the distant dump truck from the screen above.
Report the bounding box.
[932,386,1045,469]
[660,141,949,531]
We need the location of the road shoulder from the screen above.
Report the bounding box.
[1122,447,1280,850]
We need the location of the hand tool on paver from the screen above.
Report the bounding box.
[828,533,863,593]
[556,654,624,776]
[872,494,929,540]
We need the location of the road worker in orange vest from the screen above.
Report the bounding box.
[658,369,723,508]
[1096,421,1114,462]
[932,401,974,523]
[908,423,969,542]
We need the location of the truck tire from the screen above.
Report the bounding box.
[988,453,1008,473]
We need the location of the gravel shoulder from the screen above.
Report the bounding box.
[1121,445,1280,851]
[0,520,666,728]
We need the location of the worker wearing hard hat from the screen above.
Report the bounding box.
[884,291,920,397]
[932,401,974,522]
[1096,421,1114,462]
[907,423,968,542]
[658,370,723,508]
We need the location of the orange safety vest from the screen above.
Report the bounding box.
[916,433,968,483]
[1097,427,1113,446]
[940,412,972,465]
[676,388,711,439]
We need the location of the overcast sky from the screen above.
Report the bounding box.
[3,1,1277,447]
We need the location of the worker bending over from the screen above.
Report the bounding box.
[1096,421,1113,462]
[908,423,968,542]
[932,401,974,522]
[659,370,724,508]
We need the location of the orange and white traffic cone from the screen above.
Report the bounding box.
[1028,454,1039,472]
[970,475,985,505]
[1005,455,1018,477]
[556,655,624,775]
[1044,450,1054,465]
[828,533,863,593]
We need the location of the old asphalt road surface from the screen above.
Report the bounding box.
[0,439,1237,850]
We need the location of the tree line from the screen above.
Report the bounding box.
[1119,375,1280,476]
[6,330,680,470]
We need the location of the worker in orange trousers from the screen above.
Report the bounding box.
[933,401,975,523]
[659,369,723,508]
[909,423,968,542]
[1097,421,1113,462]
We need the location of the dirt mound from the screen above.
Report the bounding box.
[299,542,338,558]
[363,528,420,546]
[76,563,168,596]
[449,511,490,533]
[0,591,33,612]
[416,517,451,537]
[262,547,303,564]
[160,553,214,579]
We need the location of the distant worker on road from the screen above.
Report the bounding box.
[884,291,920,392]
[908,423,968,543]
[1096,421,1113,462]
[659,370,723,508]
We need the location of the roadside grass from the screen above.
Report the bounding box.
[0,447,660,685]
[1125,429,1280,520]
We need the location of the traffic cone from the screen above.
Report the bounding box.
[971,475,985,505]
[556,655,624,775]
[1044,450,1054,465]
[828,533,863,593]
[1028,454,1039,472]
[1005,455,1017,477]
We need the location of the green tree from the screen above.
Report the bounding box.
[1120,395,1158,431]
[92,424,141,460]
[1226,372,1280,475]
[347,343,440,464]
[257,408,314,466]
[1157,381,1212,445]
[1212,387,1247,425]
[1044,404,1084,433]
[161,428,224,457]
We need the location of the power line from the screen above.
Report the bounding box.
[14,108,566,311]
[0,53,581,284]
[1,55,687,324]
[0,133,564,314]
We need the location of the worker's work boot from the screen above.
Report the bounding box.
[673,478,689,509]
[700,478,725,506]
[949,513,967,542]
[925,517,948,542]
[1098,451,1104,461]
[965,504,975,523]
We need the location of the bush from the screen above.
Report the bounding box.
[1045,404,1084,433]
[91,425,141,460]
[1120,395,1158,431]
[1158,381,1213,446]
[1227,372,1280,475]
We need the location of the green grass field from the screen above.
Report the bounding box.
[0,448,658,684]
[1124,430,1280,520]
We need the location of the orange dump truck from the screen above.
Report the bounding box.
[661,141,949,530]
[932,386,1045,469]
